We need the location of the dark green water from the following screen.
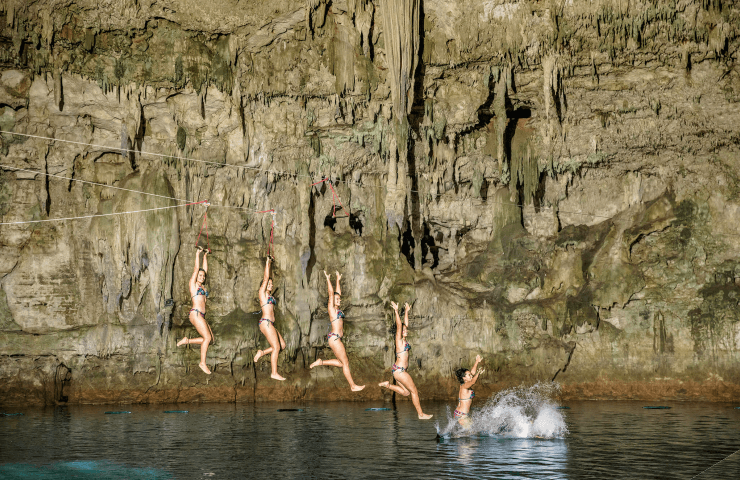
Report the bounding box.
[1,400,738,479]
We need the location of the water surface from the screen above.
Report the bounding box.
[1,398,738,479]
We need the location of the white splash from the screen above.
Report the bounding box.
[436,383,569,439]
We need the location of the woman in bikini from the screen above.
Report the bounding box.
[253,256,287,381]
[177,246,214,374]
[454,355,484,427]
[309,271,365,391]
[379,301,433,419]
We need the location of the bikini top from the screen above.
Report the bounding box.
[459,389,475,402]
[396,341,411,357]
[192,286,208,299]
[262,296,276,308]
[330,310,345,323]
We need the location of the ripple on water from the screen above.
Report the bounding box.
[1,400,739,479]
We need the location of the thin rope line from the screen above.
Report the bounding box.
[0,164,194,204]
[0,130,263,172]
[0,163,272,215]
[7,130,740,234]
[689,447,740,479]
[1,130,610,220]
[0,201,203,225]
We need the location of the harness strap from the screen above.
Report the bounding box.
[312,177,348,217]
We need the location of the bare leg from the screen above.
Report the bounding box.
[395,372,433,419]
[379,380,410,396]
[311,358,344,368]
[255,328,286,362]
[259,323,286,381]
[185,312,212,374]
[327,338,364,391]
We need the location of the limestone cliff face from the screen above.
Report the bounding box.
[1,0,739,406]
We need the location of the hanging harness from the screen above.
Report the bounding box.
[311,177,348,218]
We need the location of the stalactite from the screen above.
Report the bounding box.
[121,122,129,159]
[380,0,420,119]
[493,66,508,181]
[306,0,328,38]
[380,0,421,236]
[6,0,15,29]
[334,24,355,95]
[510,140,538,206]
[355,1,374,58]
[53,68,63,111]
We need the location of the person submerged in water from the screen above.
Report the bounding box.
[454,355,484,427]
[309,271,365,392]
[177,246,214,374]
[253,256,287,381]
[379,301,433,420]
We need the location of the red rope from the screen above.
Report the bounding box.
[195,202,210,249]
[312,178,348,217]
[327,182,347,217]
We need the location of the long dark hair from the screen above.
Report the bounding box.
[455,368,469,384]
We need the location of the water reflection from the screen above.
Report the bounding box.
[436,435,568,478]
[1,400,739,479]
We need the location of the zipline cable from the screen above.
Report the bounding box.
[0,163,275,216]
[0,163,193,204]
[6,130,740,237]
[0,200,207,225]
[0,130,615,220]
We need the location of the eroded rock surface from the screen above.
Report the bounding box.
[1,0,739,406]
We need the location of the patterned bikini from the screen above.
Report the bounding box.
[454,389,475,419]
[190,286,208,318]
[392,340,411,374]
[259,296,277,327]
[327,310,344,341]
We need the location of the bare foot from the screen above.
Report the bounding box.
[199,362,212,375]
[418,413,433,420]
[351,385,366,392]
[254,349,263,363]
[271,373,286,381]
[177,337,188,347]
[309,359,323,369]
[378,381,389,388]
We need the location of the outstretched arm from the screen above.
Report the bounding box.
[190,247,202,287]
[259,257,271,295]
[202,249,209,274]
[324,271,334,308]
[471,354,482,375]
[403,302,411,328]
[391,301,402,342]
[465,355,484,388]
[335,271,342,297]
[467,369,483,388]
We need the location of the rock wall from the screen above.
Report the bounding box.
[1,0,740,406]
